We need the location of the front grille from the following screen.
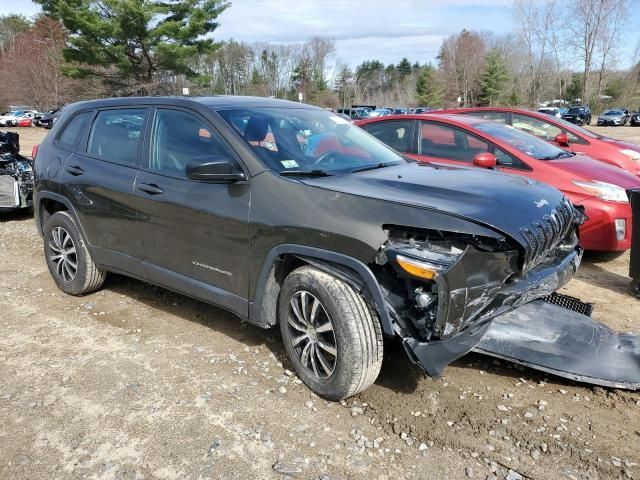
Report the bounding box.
[542,292,594,316]
[520,198,574,270]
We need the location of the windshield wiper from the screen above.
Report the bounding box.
[279,169,331,177]
[540,151,573,160]
[351,161,400,173]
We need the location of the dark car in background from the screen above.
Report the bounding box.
[631,110,640,126]
[597,109,629,126]
[337,107,370,120]
[38,107,63,129]
[412,107,433,114]
[33,96,588,399]
[562,106,591,126]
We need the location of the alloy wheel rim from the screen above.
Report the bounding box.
[49,226,78,282]
[287,291,337,379]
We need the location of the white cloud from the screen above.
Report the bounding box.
[215,0,513,66]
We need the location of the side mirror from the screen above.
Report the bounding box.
[472,152,497,169]
[186,156,246,183]
[554,133,570,147]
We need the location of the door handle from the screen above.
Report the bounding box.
[65,165,84,176]
[138,183,164,195]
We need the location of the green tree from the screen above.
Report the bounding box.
[0,14,31,52]
[415,64,440,106]
[565,73,583,103]
[478,49,508,106]
[604,78,624,99]
[397,57,412,78]
[35,0,229,83]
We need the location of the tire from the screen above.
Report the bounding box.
[43,211,106,295]
[279,265,383,400]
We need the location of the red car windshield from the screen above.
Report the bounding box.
[474,122,573,160]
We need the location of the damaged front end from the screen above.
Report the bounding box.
[0,132,33,212]
[373,197,589,379]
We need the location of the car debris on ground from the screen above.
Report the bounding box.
[0,131,33,213]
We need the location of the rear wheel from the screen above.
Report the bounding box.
[43,211,106,295]
[279,266,383,400]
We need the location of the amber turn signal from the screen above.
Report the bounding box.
[396,255,438,280]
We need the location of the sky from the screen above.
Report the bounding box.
[2,0,639,69]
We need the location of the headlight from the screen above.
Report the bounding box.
[395,255,445,280]
[572,180,629,202]
[620,149,640,161]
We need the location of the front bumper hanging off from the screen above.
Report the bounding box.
[405,298,640,390]
[474,300,640,390]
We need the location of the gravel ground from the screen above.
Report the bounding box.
[1,125,639,480]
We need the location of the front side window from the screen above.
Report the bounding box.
[57,111,92,148]
[87,109,146,166]
[149,109,236,178]
[361,120,413,153]
[217,107,405,174]
[419,121,489,162]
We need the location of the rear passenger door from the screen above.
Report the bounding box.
[134,107,251,312]
[59,107,148,278]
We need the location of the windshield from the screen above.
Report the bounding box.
[603,110,622,115]
[567,108,584,114]
[474,122,572,160]
[218,107,406,174]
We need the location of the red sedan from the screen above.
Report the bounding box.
[16,116,33,127]
[431,107,640,176]
[357,114,640,251]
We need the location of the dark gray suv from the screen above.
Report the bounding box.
[33,96,593,399]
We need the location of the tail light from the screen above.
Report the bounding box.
[32,144,39,160]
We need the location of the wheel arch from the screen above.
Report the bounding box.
[36,192,90,248]
[249,245,395,336]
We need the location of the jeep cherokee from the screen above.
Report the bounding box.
[33,96,584,400]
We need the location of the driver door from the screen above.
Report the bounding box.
[134,107,251,310]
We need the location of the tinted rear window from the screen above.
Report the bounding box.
[87,109,146,166]
[57,112,92,148]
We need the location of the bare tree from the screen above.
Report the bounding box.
[567,0,631,104]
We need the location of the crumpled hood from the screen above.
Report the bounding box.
[301,163,567,242]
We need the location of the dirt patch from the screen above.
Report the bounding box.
[1,125,639,479]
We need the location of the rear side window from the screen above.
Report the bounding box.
[361,120,413,153]
[87,109,146,166]
[57,112,92,148]
[462,111,508,123]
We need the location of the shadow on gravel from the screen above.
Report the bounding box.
[0,208,33,222]
[100,273,290,362]
[374,340,425,394]
[579,251,631,295]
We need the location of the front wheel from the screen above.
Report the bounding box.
[279,266,383,400]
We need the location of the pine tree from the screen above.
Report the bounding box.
[478,49,508,106]
[35,0,229,82]
[415,65,441,107]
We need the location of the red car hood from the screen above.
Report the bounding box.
[598,138,640,175]
[551,154,640,189]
